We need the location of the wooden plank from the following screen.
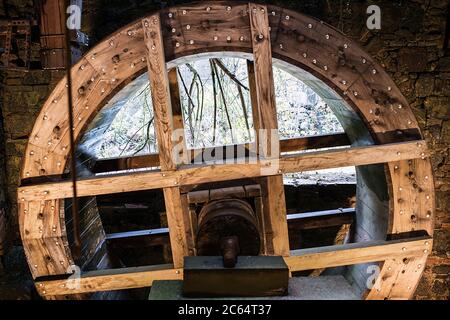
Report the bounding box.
[35,264,182,296]
[249,3,278,158]
[260,175,289,256]
[249,4,289,257]
[144,14,189,266]
[92,133,350,173]
[285,235,431,272]
[18,140,428,201]
[143,15,189,268]
[143,15,176,171]
[35,236,430,297]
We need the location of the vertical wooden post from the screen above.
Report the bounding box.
[143,14,189,267]
[168,68,189,165]
[249,3,289,256]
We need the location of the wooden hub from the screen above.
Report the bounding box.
[196,199,261,264]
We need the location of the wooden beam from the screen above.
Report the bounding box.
[92,133,350,174]
[35,264,182,296]
[18,140,428,201]
[143,15,176,172]
[260,175,289,256]
[35,236,430,297]
[285,235,432,272]
[249,3,278,158]
[249,3,288,256]
[143,14,188,268]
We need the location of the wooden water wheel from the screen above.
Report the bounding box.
[18,1,434,300]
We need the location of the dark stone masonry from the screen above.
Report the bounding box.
[0,0,448,299]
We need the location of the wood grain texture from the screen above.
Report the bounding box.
[34,236,430,297]
[260,175,289,256]
[92,133,350,173]
[285,235,431,272]
[35,264,182,296]
[143,14,176,171]
[18,140,428,201]
[249,3,279,159]
[143,15,190,268]
[162,187,189,268]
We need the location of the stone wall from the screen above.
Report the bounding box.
[0,0,448,299]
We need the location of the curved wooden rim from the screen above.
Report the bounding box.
[18,1,434,300]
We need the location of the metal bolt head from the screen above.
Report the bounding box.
[186,24,191,30]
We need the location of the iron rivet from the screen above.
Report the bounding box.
[186,25,191,30]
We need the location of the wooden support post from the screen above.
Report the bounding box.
[168,68,189,165]
[249,3,289,256]
[143,14,189,268]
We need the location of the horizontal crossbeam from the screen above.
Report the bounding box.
[35,235,431,297]
[18,140,427,202]
[92,133,350,174]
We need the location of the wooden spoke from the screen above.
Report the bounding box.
[35,235,431,297]
[285,235,432,273]
[143,14,189,268]
[18,140,428,201]
[35,264,182,296]
[249,4,289,257]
